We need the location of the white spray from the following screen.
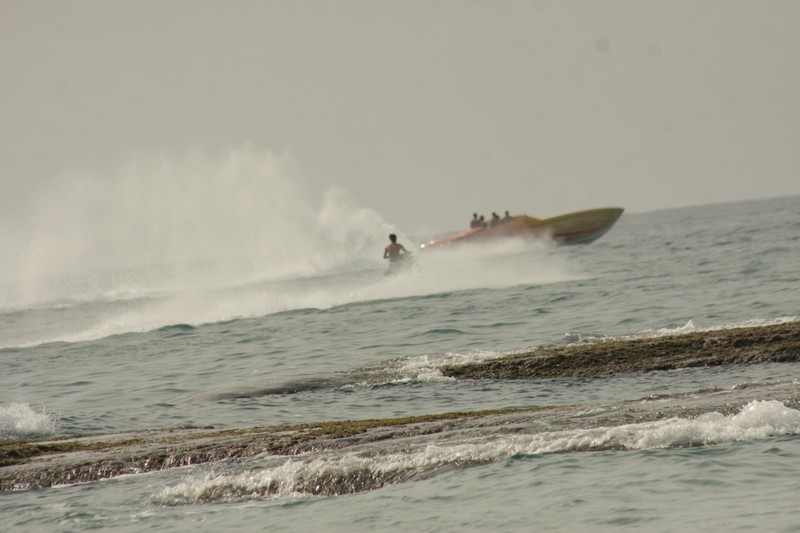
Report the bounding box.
[0,147,395,308]
[0,146,580,344]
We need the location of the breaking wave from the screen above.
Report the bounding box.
[0,402,58,439]
[154,400,800,504]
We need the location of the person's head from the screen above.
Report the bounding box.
[389,234,397,243]
[473,213,477,218]
[505,210,509,216]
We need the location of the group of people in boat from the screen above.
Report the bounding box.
[470,210,512,229]
[383,210,514,265]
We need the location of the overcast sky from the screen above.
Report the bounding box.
[2,0,798,233]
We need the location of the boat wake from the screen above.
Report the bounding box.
[1,238,579,349]
[0,148,582,348]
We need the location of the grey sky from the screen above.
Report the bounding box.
[2,0,798,233]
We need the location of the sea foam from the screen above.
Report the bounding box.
[0,402,58,439]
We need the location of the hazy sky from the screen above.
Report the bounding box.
[2,0,799,233]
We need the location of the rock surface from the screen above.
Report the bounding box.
[441,321,800,380]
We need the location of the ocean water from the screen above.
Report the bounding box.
[1,157,799,531]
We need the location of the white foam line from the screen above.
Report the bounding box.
[154,400,800,505]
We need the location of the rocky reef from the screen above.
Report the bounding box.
[2,321,798,494]
[441,321,800,380]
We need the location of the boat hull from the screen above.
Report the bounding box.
[420,208,624,250]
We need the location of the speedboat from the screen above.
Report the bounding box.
[420,208,624,250]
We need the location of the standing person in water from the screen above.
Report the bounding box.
[384,234,409,263]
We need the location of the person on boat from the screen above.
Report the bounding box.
[501,210,512,223]
[470,213,480,229]
[490,212,500,227]
[384,234,409,263]
[478,215,487,229]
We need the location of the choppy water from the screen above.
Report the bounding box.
[1,188,799,531]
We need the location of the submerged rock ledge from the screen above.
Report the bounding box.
[441,321,800,380]
[0,381,800,495]
[0,409,548,491]
[3,380,800,493]
[2,322,798,493]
